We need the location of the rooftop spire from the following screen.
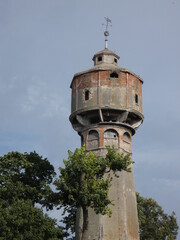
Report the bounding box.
[103,17,112,49]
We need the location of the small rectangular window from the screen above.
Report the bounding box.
[135,94,138,104]
[98,56,102,62]
[85,90,89,100]
[114,58,117,63]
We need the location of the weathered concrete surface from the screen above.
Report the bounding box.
[70,67,143,133]
[71,70,143,114]
[75,126,140,240]
[70,48,143,240]
[76,170,139,240]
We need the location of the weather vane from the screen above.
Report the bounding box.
[102,17,112,49]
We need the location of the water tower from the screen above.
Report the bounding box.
[69,18,143,240]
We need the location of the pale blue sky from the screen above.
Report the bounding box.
[0,0,180,237]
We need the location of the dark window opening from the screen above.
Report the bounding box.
[114,58,117,63]
[110,71,119,78]
[90,117,100,124]
[135,94,138,104]
[85,90,89,101]
[98,56,102,62]
[81,135,84,145]
[103,115,117,122]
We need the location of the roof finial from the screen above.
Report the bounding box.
[103,17,112,49]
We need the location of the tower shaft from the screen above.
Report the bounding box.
[75,126,139,240]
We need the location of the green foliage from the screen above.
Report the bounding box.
[54,145,132,238]
[55,145,131,214]
[105,146,132,173]
[61,206,76,240]
[0,151,64,240]
[137,193,179,240]
[0,199,63,240]
[0,151,55,208]
[4,149,178,240]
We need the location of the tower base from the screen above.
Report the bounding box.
[75,170,140,240]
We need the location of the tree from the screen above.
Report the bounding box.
[54,145,132,240]
[0,151,64,239]
[0,151,55,208]
[137,193,179,240]
[0,199,63,240]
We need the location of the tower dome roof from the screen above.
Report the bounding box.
[92,48,120,66]
[93,48,120,60]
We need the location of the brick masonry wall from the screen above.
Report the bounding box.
[71,70,143,114]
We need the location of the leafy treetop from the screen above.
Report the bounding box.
[137,193,179,240]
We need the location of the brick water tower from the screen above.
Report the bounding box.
[69,18,144,240]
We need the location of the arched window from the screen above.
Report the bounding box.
[123,132,131,153]
[87,130,99,150]
[123,132,131,143]
[110,71,119,78]
[104,129,118,148]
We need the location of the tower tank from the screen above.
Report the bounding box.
[70,48,143,134]
[70,47,143,239]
